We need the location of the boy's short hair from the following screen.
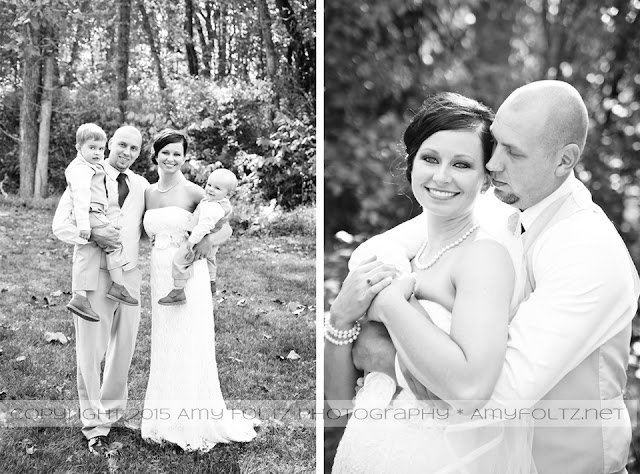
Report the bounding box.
[210,168,238,192]
[76,123,107,146]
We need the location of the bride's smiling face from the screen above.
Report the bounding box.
[411,129,488,217]
[156,142,186,174]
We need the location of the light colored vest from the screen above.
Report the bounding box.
[73,170,147,287]
[521,184,638,474]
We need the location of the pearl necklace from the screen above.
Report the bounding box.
[157,177,184,193]
[414,223,480,270]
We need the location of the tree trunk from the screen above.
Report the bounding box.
[469,0,516,104]
[184,0,199,76]
[19,24,41,199]
[274,0,313,92]
[138,0,167,90]
[195,6,211,77]
[62,0,90,86]
[256,0,277,80]
[34,52,55,199]
[116,0,132,122]
[204,1,216,74]
[216,2,228,78]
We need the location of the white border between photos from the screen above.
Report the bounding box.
[315,1,325,472]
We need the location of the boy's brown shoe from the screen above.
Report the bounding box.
[158,288,187,306]
[106,283,139,306]
[67,294,100,322]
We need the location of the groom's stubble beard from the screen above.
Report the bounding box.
[493,187,520,205]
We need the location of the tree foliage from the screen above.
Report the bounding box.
[0,0,315,209]
[325,0,640,270]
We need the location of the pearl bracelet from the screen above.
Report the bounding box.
[324,314,360,338]
[324,316,361,346]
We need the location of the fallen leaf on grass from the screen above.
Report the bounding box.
[237,299,247,307]
[44,332,69,344]
[15,356,26,362]
[286,350,301,361]
[227,356,244,363]
[107,441,123,453]
[26,446,35,455]
[0,390,6,400]
[292,307,305,316]
[263,334,273,340]
[272,298,285,305]
[50,290,63,297]
[0,348,3,355]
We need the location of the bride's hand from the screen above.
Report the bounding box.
[386,272,417,300]
[366,273,416,323]
[329,255,399,327]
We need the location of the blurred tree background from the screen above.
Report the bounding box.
[324,0,640,472]
[0,0,315,216]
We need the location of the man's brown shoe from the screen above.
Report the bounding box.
[106,283,139,306]
[158,288,186,306]
[67,294,100,322]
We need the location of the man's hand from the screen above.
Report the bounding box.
[79,229,91,241]
[351,320,396,379]
[90,224,121,248]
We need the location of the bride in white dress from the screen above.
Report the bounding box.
[141,129,258,451]
[325,93,536,473]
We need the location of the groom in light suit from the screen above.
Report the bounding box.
[352,81,640,473]
[53,125,231,454]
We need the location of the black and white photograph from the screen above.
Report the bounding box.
[324,1,640,473]
[0,0,315,472]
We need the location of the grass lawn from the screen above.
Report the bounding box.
[0,201,316,474]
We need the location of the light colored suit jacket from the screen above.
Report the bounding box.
[53,162,149,289]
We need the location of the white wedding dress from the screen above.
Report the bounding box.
[332,301,536,474]
[141,207,258,451]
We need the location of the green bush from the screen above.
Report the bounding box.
[0,77,316,211]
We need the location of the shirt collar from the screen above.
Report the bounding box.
[76,152,100,170]
[520,173,577,231]
[103,161,131,180]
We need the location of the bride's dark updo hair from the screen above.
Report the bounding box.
[404,93,494,183]
[151,129,189,165]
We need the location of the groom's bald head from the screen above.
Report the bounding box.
[502,80,589,156]
[487,81,589,209]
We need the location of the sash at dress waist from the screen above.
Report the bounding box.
[150,233,187,249]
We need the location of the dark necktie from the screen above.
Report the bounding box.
[117,173,129,208]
